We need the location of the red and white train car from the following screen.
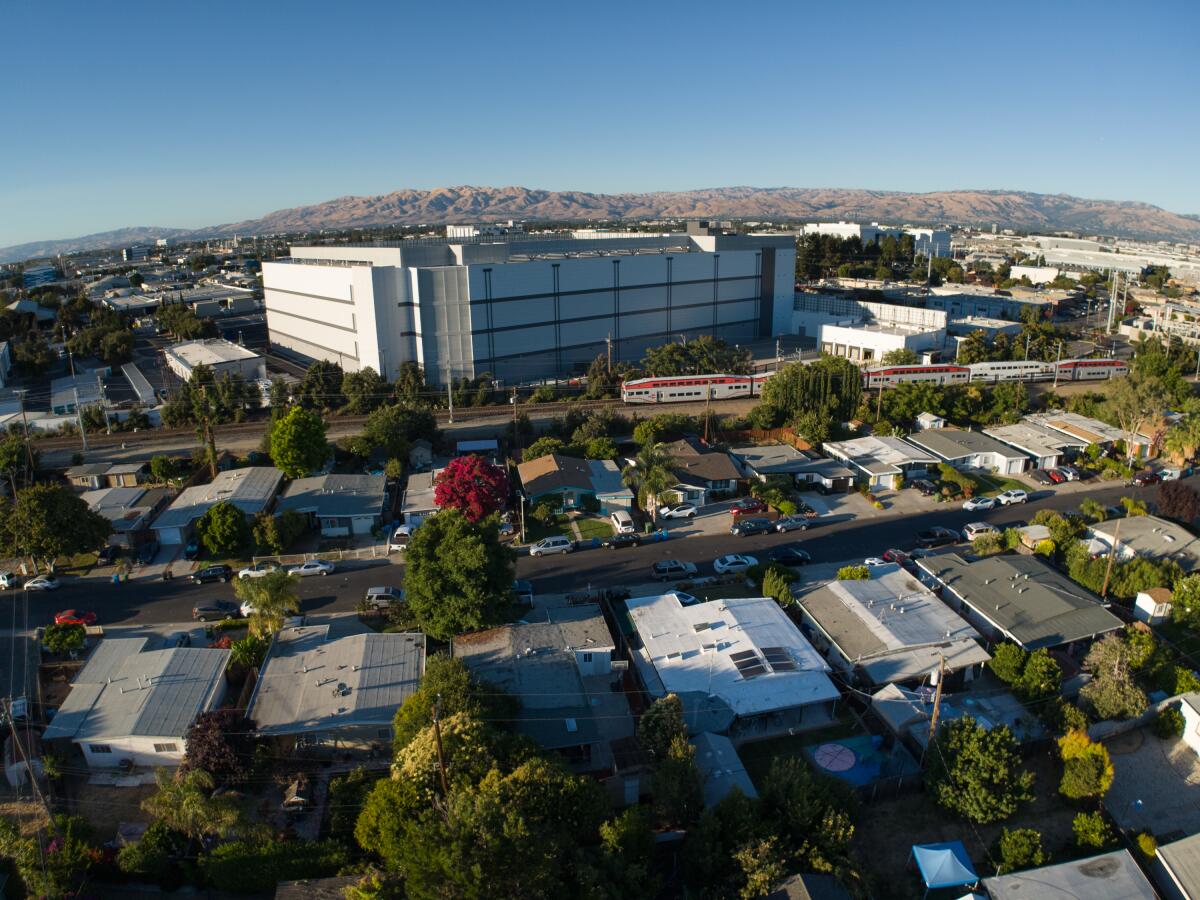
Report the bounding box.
[621,374,755,403]
[1056,358,1129,381]
[862,364,971,388]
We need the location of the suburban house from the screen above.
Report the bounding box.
[248,625,425,751]
[1090,515,1200,574]
[516,454,634,513]
[907,428,1028,475]
[1025,410,1152,459]
[984,421,1087,470]
[822,435,939,490]
[691,731,757,807]
[916,551,1123,652]
[400,471,437,527]
[1153,831,1200,900]
[1179,694,1200,759]
[796,564,990,689]
[81,486,172,547]
[984,851,1157,900]
[42,638,230,769]
[871,682,1046,753]
[729,444,855,493]
[65,462,147,491]
[151,466,283,545]
[660,437,742,506]
[275,474,387,538]
[408,438,433,470]
[1135,588,1174,626]
[625,593,840,739]
[454,604,631,773]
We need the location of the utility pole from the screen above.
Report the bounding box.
[72,387,88,452]
[445,368,454,425]
[703,385,713,443]
[1024,333,1032,361]
[1100,517,1121,599]
[606,333,613,374]
[13,389,34,481]
[97,373,111,434]
[927,655,946,745]
[510,387,520,452]
[197,384,218,479]
[876,382,884,420]
[1052,341,1063,388]
[3,699,53,821]
[431,696,450,797]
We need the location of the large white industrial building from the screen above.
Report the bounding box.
[803,222,951,258]
[262,225,795,385]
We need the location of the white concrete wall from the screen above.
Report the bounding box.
[80,735,185,769]
[1182,702,1200,757]
[574,647,612,678]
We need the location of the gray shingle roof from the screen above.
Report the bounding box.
[907,428,1027,461]
[152,467,283,531]
[276,474,386,520]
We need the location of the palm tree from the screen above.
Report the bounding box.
[233,570,300,636]
[1079,498,1107,523]
[1164,418,1200,464]
[621,443,679,525]
[141,768,240,844]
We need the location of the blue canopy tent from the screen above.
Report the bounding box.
[909,842,978,897]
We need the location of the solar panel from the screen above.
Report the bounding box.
[738,664,767,679]
[730,650,758,663]
[769,660,797,672]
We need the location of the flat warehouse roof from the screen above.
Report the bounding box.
[165,338,261,367]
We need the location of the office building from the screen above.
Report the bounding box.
[803,222,950,257]
[163,338,266,383]
[22,264,59,288]
[122,245,150,263]
[261,227,795,385]
[793,293,946,362]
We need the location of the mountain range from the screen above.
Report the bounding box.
[5,185,1199,264]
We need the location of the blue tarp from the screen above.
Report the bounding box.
[912,841,978,890]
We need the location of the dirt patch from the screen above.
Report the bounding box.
[0,799,50,836]
[60,779,157,842]
[852,750,1079,899]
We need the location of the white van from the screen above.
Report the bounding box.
[610,510,635,534]
[389,525,415,552]
[364,586,405,609]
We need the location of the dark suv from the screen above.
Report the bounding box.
[910,478,938,496]
[601,533,643,550]
[192,600,240,622]
[191,564,232,585]
[916,526,960,548]
[1131,470,1161,487]
[729,498,768,518]
[730,517,773,537]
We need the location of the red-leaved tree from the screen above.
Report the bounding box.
[434,455,509,522]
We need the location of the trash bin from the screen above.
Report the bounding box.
[111,573,120,585]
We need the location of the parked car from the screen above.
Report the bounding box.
[192,600,240,622]
[864,557,889,567]
[54,609,96,626]
[389,524,415,552]
[24,575,60,591]
[529,536,574,557]
[602,533,643,550]
[910,478,938,496]
[512,580,535,605]
[238,561,280,580]
[137,542,160,565]
[996,489,1028,506]
[364,586,404,608]
[1058,466,1081,481]
[658,503,697,520]
[610,510,636,534]
[767,547,811,567]
[287,559,335,577]
[164,631,192,648]
[1131,470,1161,487]
[963,496,996,511]
[1160,468,1183,482]
[652,560,698,581]
[882,548,910,564]
[774,515,810,533]
[915,526,959,548]
[183,540,201,561]
[97,545,121,565]
[730,517,773,537]
[729,498,768,518]
[1047,469,1068,484]
[1028,469,1054,485]
[962,522,998,541]
[0,571,19,589]
[713,554,758,574]
[191,565,232,585]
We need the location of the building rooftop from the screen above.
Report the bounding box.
[50,373,104,410]
[983,850,1156,900]
[798,565,990,684]
[164,338,261,368]
[730,443,812,475]
[400,471,437,516]
[1025,410,1127,446]
[626,594,838,721]
[823,435,938,476]
[871,682,1046,749]
[1091,515,1200,573]
[1157,831,1200,898]
[661,437,742,485]
[275,474,386,520]
[43,639,229,742]
[517,454,630,498]
[918,552,1123,649]
[692,731,758,807]
[249,625,425,735]
[152,467,283,531]
[907,428,1027,462]
[984,422,1088,458]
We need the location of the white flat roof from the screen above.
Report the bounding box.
[165,338,261,368]
[626,594,838,718]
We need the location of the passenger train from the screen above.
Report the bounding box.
[620,357,1128,404]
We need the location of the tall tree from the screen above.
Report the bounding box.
[342,367,390,414]
[1105,374,1167,462]
[433,455,509,522]
[361,403,437,458]
[269,406,329,478]
[0,483,111,571]
[232,570,301,635]
[196,500,250,556]
[1157,481,1200,524]
[295,359,345,410]
[928,715,1034,824]
[638,694,688,760]
[141,768,241,845]
[621,442,678,524]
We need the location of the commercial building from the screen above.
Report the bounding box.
[801,222,950,257]
[1009,265,1063,285]
[50,372,106,415]
[907,428,1029,475]
[151,467,283,545]
[22,264,59,288]
[625,593,839,739]
[822,435,939,490]
[248,625,425,749]
[122,246,150,263]
[274,474,387,537]
[923,287,1052,322]
[793,293,946,362]
[163,338,266,383]
[1089,515,1200,574]
[454,604,630,772]
[42,638,230,769]
[261,227,795,385]
[916,551,1123,651]
[796,564,990,689]
[516,454,633,514]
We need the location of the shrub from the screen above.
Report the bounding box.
[530,501,557,527]
[836,565,870,581]
[1136,832,1157,860]
[1073,811,1117,851]
[1153,706,1185,739]
[1047,700,1089,735]
[762,568,794,608]
[989,643,1028,685]
[972,532,1004,556]
[1058,730,1114,800]
[1034,539,1056,557]
[995,828,1048,875]
[43,622,86,654]
[198,832,350,892]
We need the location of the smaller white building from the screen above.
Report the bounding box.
[1134,588,1173,626]
[163,338,266,383]
[1179,695,1200,758]
[42,638,229,768]
[1009,265,1063,285]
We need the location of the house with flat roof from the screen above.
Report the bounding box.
[454,604,631,773]
[984,850,1157,900]
[984,421,1088,470]
[151,466,283,545]
[41,638,230,768]
[907,428,1028,475]
[796,564,990,689]
[248,625,425,750]
[871,683,1046,753]
[400,471,437,526]
[822,435,939,490]
[625,593,839,739]
[516,454,634,513]
[275,473,387,537]
[1090,515,1200,574]
[691,731,757,807]
[661,437,742,506]
[1025,410,1153,458]
[1153,831,1200,900]
[730,444,855,493]
[916,551,1123,651]
[50,372,105,415]
[65,461,148,490]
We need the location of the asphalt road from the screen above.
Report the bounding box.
[0,477,1172,629]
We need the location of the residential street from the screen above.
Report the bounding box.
[0,476,1170,629]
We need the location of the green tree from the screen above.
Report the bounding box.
[995,827,1048,875]
[117,820,188,888]
[989,642,1028,685]
[0,483,111,571]
[1073,811,1117,851]
[597,805,660,898]
[881,348,920,366]
[1019,649,1062,702]
[141,767,241,844]
[198,828,350,893]
[392,361,428,405]
[928,716,1034,823]
[0,433,37,487]
[150,454,185,483]
[252,507,308,554]
[1080,634,1149,720]
[196,500,250,557]
[1105,374,1168,462]
[524,436,568,461]
[295,359,345,410]
[392,654,517,752]
[232,570,300,635]
[957,330,992,365]
[1172,574,1200,629]
[760,356,862,425]
[43,622,86,654]
[269,406,329,477]
[638,693,688,761]
[654,734,704,826]
[837,565,870,580]
[1058,729,1114,799]
[342,366,390,414]
[621,442,678,524]
[403,509,514,640]
[362,403,437,458]
[1079,497,1107,523]
[762,566,795,607]
[582,436,617,460]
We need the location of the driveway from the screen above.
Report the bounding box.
[1106,728,1200,839]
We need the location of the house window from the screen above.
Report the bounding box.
[582,652,593,663]
[322,518,339,530]
[88,744,112,754]
[153,742,179,753]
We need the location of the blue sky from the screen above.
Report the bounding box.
[1,0,1197,247]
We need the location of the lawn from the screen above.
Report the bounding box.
[523,515,572,543]
[575,517,613,541]
[54,552,98,575]
[1156,621,1200,659]
[737,711,862,787]
[971,472,1029,496]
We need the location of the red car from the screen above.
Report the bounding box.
[729,498,768,518]
[1132,471,1161,487]
[1047,469,1067,484]
[54,609,97,627]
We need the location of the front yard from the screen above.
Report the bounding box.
[972,472,1030,496]
[523,513,613,544]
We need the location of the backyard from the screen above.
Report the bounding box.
[738,709,861,787]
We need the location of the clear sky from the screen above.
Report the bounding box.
[2,0,1197,248]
